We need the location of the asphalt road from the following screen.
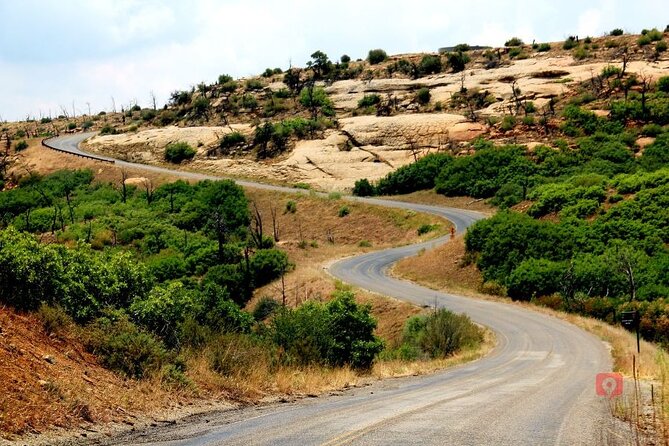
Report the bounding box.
[45,134,619,445]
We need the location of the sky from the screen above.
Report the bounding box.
[0,0,666,121]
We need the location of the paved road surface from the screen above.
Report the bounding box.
[46,134,619,445]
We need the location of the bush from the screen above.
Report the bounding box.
[446,51,470,73]
[352,178,376,196]
[367,49,388,65]
[658,76,669,93]
[537,43,551,52]
[638,35,652,46]
[506,258,563,300]
[14,140,28,152]
[245,79,263,91]
[99,125,117,135]
[657,41,668,53]
[647,28,664,42]
[250,249,290,287]
[417,224,437,235]
[641,123,663,137]
[338,205,350,217]
[253,297,281,321]
[416,87,431,105]
[419,55,442,75]
[285,200,297,213]
[404,309,483,358]
[505,37,523,47]
[220,131,246,150]
[37,303,72,336]
[573,47,589,60]
[271,290,383,369]
[358,94,381,108]
[500,115,516,131]
[341,54,351,63]
[84,312,169,378]
[563,37,578,50]
[164,142,196,163]
[610,28,624,36]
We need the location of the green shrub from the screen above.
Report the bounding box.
[500,115,517,131]
[271,290,383,369]
[404,309,483,358]
[245,79,263,91]
[220,131,246,150]
[99,125,117,135]
[537,43,551,52]
[641,123,663,137]
[522,115,535,126]
[416,88,431,105]
[250,249,290,287]
[419,55,442,75]
[563,37,578,50]
[647,28,664,42]
[505,37,523,47]
[601,65,622,78]
[638,35,652,46]
[367,49,388,65]
[508,47,524,59]
[446,51,470,73]
[14,140,28,152]
[341,54,351,63]
[253,297,281,321]
[338,205,350,217]
[358,94,381,108]
[573,47,589,60]
[164,142,196,163]
[658,76,669,93]
[417,224,437,235]
[81,120,93,130]
[37,303,72,336]
[506,258,563,300]
[352,178,376,196]
[358,240,372,248]
[610,28,624,36]
[657,41,668,53]
[84,312,169,378]
[285,200,297,213]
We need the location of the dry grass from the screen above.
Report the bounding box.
[0,305,185,439]
[393,235,666,379]
[371,327,496,379]
[9,138,181,188]
[382,190,496,214]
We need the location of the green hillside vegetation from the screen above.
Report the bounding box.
[0,170,480,385]
[354,76,669,344]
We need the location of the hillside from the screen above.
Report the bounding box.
[1,25,669,443]
[3,28,668,192]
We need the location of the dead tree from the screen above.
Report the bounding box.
[142,178,154,205]
[269,203,280,242]
[249,201,264,248]
[120,169,129,203]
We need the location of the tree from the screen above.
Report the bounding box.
[299,85,334,120]
[446,51,470,73]
[307,50,332,80]
[367,49,388,65]
[283,68,303,96]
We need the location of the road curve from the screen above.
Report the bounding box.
[46,134,617,445]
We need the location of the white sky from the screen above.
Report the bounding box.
[0,0,666,121]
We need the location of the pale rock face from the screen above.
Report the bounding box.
[83,57,669,191]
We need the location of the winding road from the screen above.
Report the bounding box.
[45,134,618,445]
